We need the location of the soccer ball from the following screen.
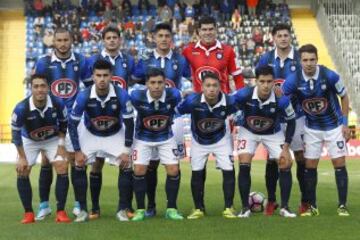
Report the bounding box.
[248,192,267,213]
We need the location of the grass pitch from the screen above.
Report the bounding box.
[1,160,360,240]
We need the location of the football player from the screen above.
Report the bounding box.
[68,60,135,222]
[283,44,350,217]
[12,74,71,223]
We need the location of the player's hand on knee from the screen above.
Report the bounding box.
[75,151,87,167]
[16,156,29,175]
[279,144,292,168]
[118,152,130,169]
[274,86,283,97]
[342,126,351,142]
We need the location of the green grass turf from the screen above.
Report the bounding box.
[1,160,360,240]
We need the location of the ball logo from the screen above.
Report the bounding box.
[197,118,224,133]
[302,98,328,115]
[165,78,176,88]
[30,126,56,141]
[51,79,77,98]
[143,115,169,131]
[194,66,221,83]
[91,116,118,131]
[246,116,273,132]
[111,76,127,89]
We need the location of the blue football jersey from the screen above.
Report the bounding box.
[11,95,67,146]
[175,93,238,145]
[69,84,134,151]
[256,48,303,118]
[130,88,182,142]
[133,50,191,89]
[34,52,91,110]
[283,65,346,131]
[87,50,135,89]
[233,86,296,135]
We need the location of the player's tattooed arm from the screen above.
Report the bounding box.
[340,93,351,142]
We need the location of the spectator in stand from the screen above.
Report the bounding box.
[221,0,234,21]
[252,27,263,47]
[166,0,176,10]
[43,28,54,48]
[246,0,258,16]
[103,2,114,22]
[138,0,150,13]
[114,4,125,23]
[33,0,44,15]
[246,37,256,55]
[263,28,273,47]
[231,9,242,31]
[235,0,246,15]
[119,0,132,16]
[159,5,172,23]
[95,0,105,16]
[185,3,194,21]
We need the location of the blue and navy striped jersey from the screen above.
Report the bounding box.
[130,88,182,142]
[34,52,91,110]
[11,95,67,146]
[69,84,134,151]
[233,86,296,135]
[283,65,346,131]
[133,50,191,89]
[256,48,303,118]
[87,50,135,89]
[175,93,237,145]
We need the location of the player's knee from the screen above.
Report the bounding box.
[41,153,50,166]
[294,151,305,164]
[147,160,160,172]
[305,159,319,169]
[165,164,179,176]
[134,164,147,175]
[53,161,68,175]
[17,168,31,177]
[332,157,346,168]
[91,157,105,173]
[278,159,292,170]
[67,152,75,166]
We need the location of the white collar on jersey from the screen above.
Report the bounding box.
[29,95,53,118]
[302,65,320,82]
[90,83,117,104]
[146,89,166,103]
[201,92,226,111]
[195,40,222,56]
[101,49,123,65]
[252,86,276,106]
[153,49,173,60]
[51,51,76,63]
[274,46,295,60]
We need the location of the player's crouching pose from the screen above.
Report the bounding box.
[130,68,183,221]
[68,60,135,222]
[12,74,71,224]
[175,72,238,219]
[234,66,296,218]
[283,44,351,217]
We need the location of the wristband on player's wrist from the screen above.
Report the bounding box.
[343,116,348,126]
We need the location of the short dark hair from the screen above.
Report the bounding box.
[153,22,172,34]
[198,15,216,29]
[93,59,112,72]
[255,66,275,78]
[146,68,165,82]
[299,44,318,58]
[201,71,220,83]
[30,74,48,85]
[54,27,72,38]
[102,25,121,39]
[271,23,291,36]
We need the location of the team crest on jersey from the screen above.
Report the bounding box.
[51,79,77,98]
[270,108,275,113]
[321,84,327,90]
[165,79,176,88]
[274,79,285,87]
[302,98,328,115]
[337,141,345,149]
[173,64,178,70]
[216,52,223,60]
[29,126,56,141]
[52,112,57,118]
[74,66,78,71]
[143,115,169,131]
[111,76,127,89]
[111,104,117,110]
[195,66,221,82]
[197,118,224,133]
[290,65,296,71]
[246,116,274,132]
[91,116,118,131]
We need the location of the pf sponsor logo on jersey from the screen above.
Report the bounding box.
[197,118,224,133]
[30,126,56,141]
[302,98,328,115]
[111,76,127,89]
[143,115,169,131]
[194,66,221,82]
[165,78,176,88]
[246,116,274,132]
[91,116,118,131]
[51,79,77,98]
[274,78,285,87]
